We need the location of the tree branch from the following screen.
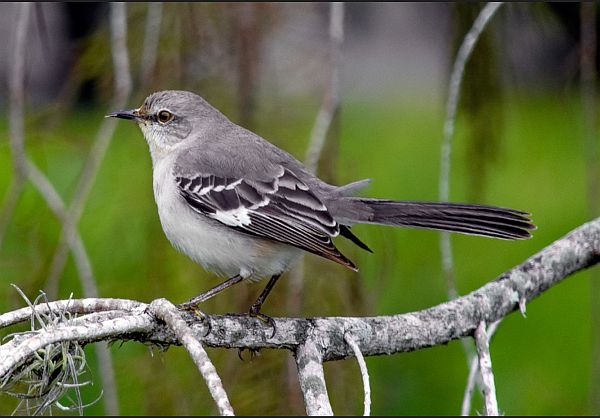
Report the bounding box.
[1,218,599,411]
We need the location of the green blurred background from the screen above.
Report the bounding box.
[0,2,598,415]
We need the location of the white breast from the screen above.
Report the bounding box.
[151,155,302,281]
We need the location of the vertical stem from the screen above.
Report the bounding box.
[45,2,133,299]
[461,320,501,415]
[304,2,344,173]
[461,354,480,415]
[8,3,30,180]
[139,2,163,90]
[0,3,31,249]
[474,322,499,415]
[438,2,503,299]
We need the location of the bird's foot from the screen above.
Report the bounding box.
[177,303,212,336]
[248,303,276,339]
[237,347,261,361]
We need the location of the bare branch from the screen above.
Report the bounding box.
[25,161,96,297]
[45,2,133,299]
[139,2,163,89]
[295,339,333,416]
[0,182,24,252]
[7,2,30,179]
[438,2,504,299]
[461,353,480,416]
[344,333,371,416]
[148,299,234,416]
[0,3,31,249]
[474,321,498,415]
[461,320,501,415]
[1,218,598,414]
[2,217,598,352]
[2,217,599,358]
[304,2,344,173]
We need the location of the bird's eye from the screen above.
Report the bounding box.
[156,110,174,124]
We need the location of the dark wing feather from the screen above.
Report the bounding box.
[176,167,357,270]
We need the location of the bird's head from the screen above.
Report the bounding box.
[107,90,220,153]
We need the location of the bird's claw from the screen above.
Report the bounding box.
[248,305,276,339]
[237,347,261,361]
[177,303,212,337]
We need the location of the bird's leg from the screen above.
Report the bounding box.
[247,274,282,338]
[249,274,282,315]
[178,274,243,310]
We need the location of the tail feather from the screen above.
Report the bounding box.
[341,199,535,240]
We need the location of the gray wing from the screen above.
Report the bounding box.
[175,165,357,270]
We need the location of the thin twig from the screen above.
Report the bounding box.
[0,181,25,252]
[0,3,31,250]
[26,161,96,296]
[461,320,501,415]
[7,2,30,181]
[438,2,504,299]
[139,2,163,90]
[461,353,480,415]
[148,299,234,416]
[474,321,499,415]
[304,1,344,173]
[344,333,371,416]
[45,2,133,299]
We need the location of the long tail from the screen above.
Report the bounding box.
[335,198,535,240]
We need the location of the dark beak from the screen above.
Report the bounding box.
[105,108,139,120]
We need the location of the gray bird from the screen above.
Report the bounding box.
[108,90,535,316]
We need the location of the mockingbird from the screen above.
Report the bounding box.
[108,90,535,316]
